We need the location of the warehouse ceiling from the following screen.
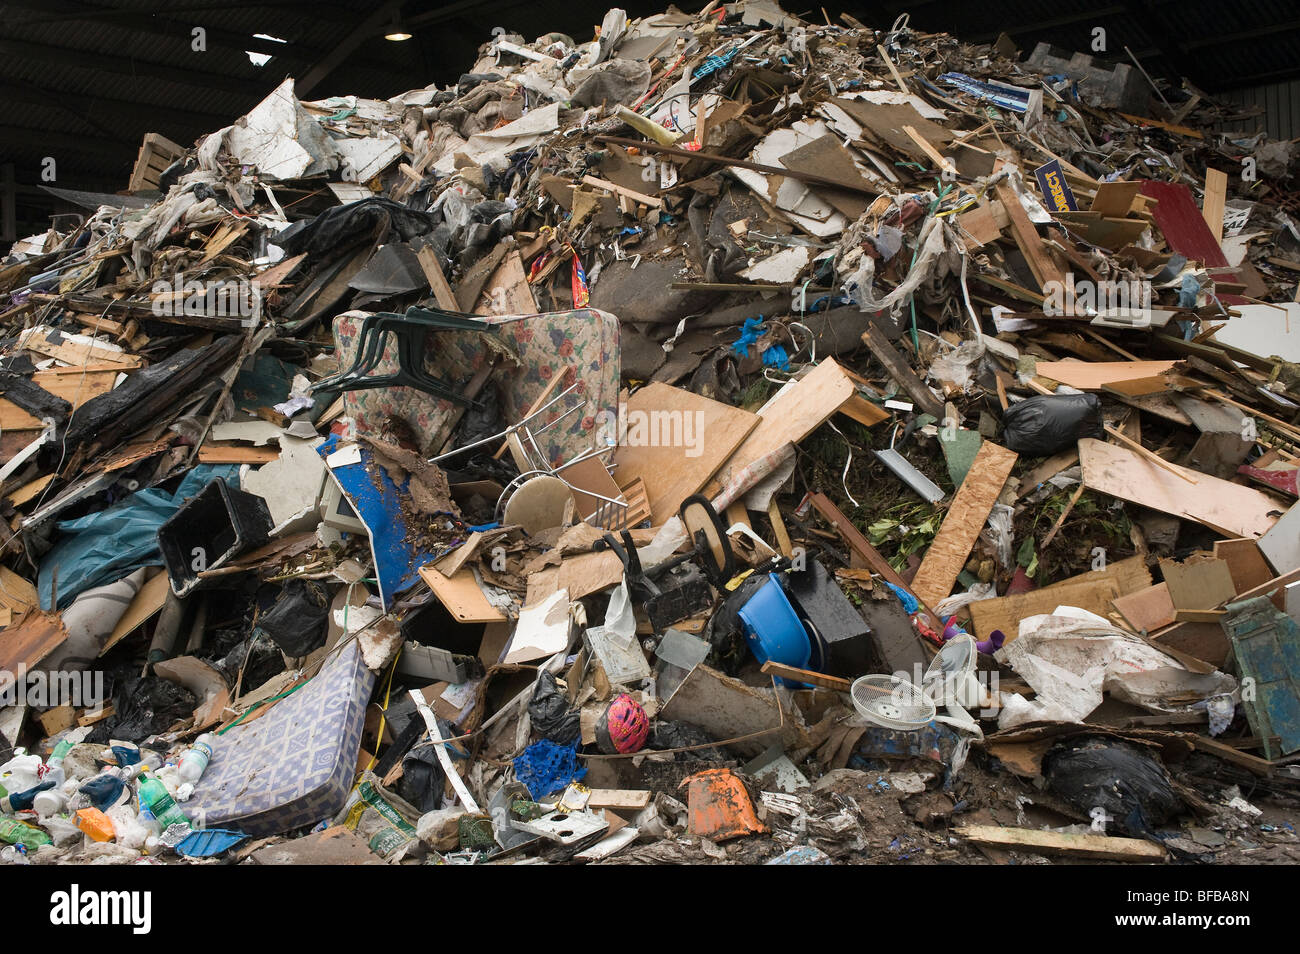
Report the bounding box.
[1,0,1297,236]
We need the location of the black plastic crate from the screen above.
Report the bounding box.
[157,477,273,597]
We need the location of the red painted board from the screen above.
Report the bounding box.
[1140,181,1228,267]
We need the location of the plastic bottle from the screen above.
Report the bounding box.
[0,817,52,849]
[115,752,159,783]
[136,774,190,832]
[176,733,215,802]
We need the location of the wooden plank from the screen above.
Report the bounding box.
[767,499,793,558]
[1174,608,1226,622]
[415,246,460,311]
[17,327,139,369]
[877,44,910,94]
[861,326,944,417]
[956,203,1002,248]
[418,565,507,623]
[805,491,941,629]
[1015,449,1078,499]
[581,175,663,209]
[994,181,1066,292]
[1202,168,1228,243]
[0,612,68,675]
[200,219,248,264]
[0,567,37,616]
[1119,112,1204,139]
[4,474,53,507]
[705,358,878,499]
[759,660,851,691]
[1036,360,1178,391]
[434,531,485,579]
[475,249,538,317]
[38,705,76,737]
[953,825,1165,861]
[78,704,115,727]
[197,443,279,464]
[911,442,1017,607]
[1190,735,1274,776]
[1078,437,1282,539]
[613,382,760,524]
[101,568,169,655]
[1112,583,1177,632]
[901,125,957,176]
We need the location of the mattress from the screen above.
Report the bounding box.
[185,640,375,836]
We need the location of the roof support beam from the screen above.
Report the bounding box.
[296,0,405,97]
[0,38,271,97]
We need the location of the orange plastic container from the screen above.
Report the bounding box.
[74,808,116,843]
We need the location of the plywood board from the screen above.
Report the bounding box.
[0,369,118,430]
[5,474,53,507]
[970,575,1120,642]
[418,565,507,623]
[1035,360,1177,391]
[1112,583,1176,633]
[778,135,873,220]
[1089,180,1142,217]
[1079,437,1283,539]
[613,382,759,523]
[956,203,1002,248]
[911,442,1017,608]
[705,358,884,499]
[1214,538,1277,594]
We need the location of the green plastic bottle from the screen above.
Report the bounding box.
[136,775,190,831]
[0,817,52,849]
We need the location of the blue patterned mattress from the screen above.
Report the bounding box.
[185,640,375,836]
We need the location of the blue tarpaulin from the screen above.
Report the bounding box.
[38,465,239,611]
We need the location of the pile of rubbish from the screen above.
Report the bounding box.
[2,0,1300,866]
